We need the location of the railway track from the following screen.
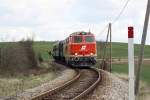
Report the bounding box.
[31,66,101,100]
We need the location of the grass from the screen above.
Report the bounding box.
[0,72,56,96]
[112,63,150,100]
[112,64,128,74]
[33,41,54,60]
[32,41,150,60]
[97,42,150,59]
[1,41,150,60]
[112,63,150,85]
[112,42,150,58]
[0,62,58,97]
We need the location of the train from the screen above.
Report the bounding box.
[51,31,97,67]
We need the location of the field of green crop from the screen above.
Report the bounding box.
[112,42,150,58]
[112,64,150,85]
[33,41,54,60]
[33,41,150,60]
[1,41,149,60]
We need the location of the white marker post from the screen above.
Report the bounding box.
[128,27,135,100]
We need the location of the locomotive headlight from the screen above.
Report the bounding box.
[90,53,93,55]
[75,53,78,55]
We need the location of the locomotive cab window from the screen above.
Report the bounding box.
[85,36,94,42]
[73,36,82,43]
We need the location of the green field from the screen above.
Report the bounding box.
[112,64,150,85]
[33,41,150,60]
[97,42,150,58]
[1,41,149,60]
[33,41,54,60]
[111,42,150,58]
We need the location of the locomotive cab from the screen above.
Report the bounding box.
[66,32,97,67]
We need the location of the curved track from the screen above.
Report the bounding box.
[31,65,101,100]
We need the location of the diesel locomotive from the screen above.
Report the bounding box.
[51,31,97,67]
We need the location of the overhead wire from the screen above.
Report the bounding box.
[97,24,109,40]
[112,0,131,24]
[98,0,132,63]
[98,0,131,36]
[64,0,132,39]
[99,24,109,35]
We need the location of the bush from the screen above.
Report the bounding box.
[0,39,38,75]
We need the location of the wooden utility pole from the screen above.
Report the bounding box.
[101,23,112,72]
[135,0,150,96]
[101,24,109,70]
[109,23,112,72]
[0,48,2,67]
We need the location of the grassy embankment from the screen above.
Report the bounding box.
[0,42,57,97]
[0,71,57,96]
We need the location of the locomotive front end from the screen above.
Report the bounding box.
[68,32,97,67]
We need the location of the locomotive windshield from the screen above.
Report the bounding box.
[85,36,94,42]
[73,36,82,43]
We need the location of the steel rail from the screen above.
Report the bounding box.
[31,69,80,100]
[72,67,101,100]
[31,67,101,100]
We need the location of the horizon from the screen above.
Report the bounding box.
[0,40,149,46]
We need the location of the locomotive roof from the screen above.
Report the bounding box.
[70,31,93,36]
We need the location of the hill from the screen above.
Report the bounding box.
[33,41,150,60]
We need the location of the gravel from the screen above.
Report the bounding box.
[15,67,77,100]
[48,69,98,100]
[86,69,128,100]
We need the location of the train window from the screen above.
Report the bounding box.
[85,36,94,42]
[73,36,82,43]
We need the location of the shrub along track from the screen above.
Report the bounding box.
[31,65,101,100]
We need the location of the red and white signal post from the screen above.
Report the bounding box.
[128,26,135,100]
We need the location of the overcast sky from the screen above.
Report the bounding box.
[0,0,149,44]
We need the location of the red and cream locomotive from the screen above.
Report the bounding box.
[51,31,97,67]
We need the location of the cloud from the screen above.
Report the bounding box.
[0,0,149,44]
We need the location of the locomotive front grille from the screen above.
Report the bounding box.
[68,57,96,67]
